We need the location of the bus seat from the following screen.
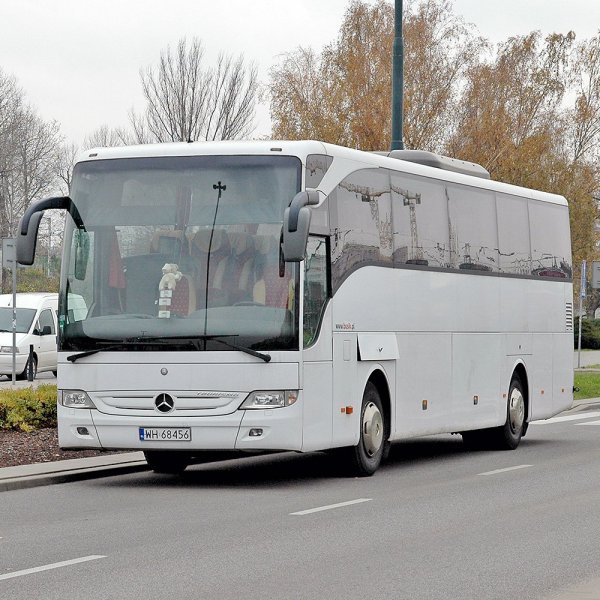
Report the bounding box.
[225,232,256,303]
[169,273,196,316]
[191,229,231,308]
[123,254,165,315]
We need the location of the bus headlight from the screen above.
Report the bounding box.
[240,390,298,409]
[60,390,96,409]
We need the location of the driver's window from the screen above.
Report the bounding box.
[68,228,95,315]
[303,236,328,347]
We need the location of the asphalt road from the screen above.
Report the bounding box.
[2,405,600,600]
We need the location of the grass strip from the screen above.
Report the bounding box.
[574,372,600,401]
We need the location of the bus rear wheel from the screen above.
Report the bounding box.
[462,376,526,451]
[492,376,526,450]
[144,451,190,474]
[344,382,386,477]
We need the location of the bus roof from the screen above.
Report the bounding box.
[77,140,568,207]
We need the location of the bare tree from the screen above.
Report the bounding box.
[0,70,22,237]
[8,107,62,236]
[0,70,62,238]
[568,33,600,163]
[132,37,258,143]
[83,124,130,150]
[56,142,79,192]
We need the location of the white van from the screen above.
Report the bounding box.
[0,293,58,379]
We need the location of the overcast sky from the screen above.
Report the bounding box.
[1,0,599,147]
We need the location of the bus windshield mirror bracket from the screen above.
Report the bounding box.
[17,196,81,265]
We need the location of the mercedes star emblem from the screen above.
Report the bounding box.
[155,393,175,413]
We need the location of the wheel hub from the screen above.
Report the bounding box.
[362,401,383,457]
[509,388,525,434]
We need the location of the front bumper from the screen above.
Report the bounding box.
[57,400,303,452]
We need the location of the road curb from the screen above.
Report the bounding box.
[571,397,600,410]
[0,452,150,493]
[0,461,149,492]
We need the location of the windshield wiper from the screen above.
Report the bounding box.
[66,334,271,363]
[66,337,195,363]
[199,335,271,363]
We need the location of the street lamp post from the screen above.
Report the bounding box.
[391,0,404,151]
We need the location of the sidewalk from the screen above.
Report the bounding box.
[0,452,148,492]
[2,396,599,493]
[574,349,600,368]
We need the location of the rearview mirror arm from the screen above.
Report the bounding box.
[20,196,82,236]
[287,190,320,233]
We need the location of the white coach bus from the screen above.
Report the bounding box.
[17,141,573,476]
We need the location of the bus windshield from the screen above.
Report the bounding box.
[60,154,301,353]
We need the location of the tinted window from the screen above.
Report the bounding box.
[306,155,333,188]
[304,236,329,347]
[329,169,392,290]
[448,185,498,272]
[391,173,450,268]
[497,194,532,275]
[529,200,572,278]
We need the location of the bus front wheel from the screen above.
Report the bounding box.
[344,382,386,477]
[144,451,190,474]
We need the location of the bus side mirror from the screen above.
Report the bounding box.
[282,190,320,262]
[17,211,44,266]
[17,196,73,265]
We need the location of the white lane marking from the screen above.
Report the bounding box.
[531,411,600,425]
[478,465,532,476]
[291,498,372,515]
[0,555,106,581]
[577,419,600,426]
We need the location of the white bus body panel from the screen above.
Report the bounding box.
[329,266,573,441]
[58,353,304,452]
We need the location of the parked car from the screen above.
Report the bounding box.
[0,293,58,380]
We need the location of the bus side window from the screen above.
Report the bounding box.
[304,236,328,347]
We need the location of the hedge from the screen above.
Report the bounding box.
[574,318,600,350]
[0,385,58,432]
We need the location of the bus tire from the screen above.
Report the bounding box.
[345,382,386,477]
[144,451,190,474]
[492,375,526,450]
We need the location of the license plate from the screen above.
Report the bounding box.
[138,427,192,442]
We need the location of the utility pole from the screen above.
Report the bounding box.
[47,214,52,277]
[578,260,587,368]
[391,0,404,151]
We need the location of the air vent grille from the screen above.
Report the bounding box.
[566,302,573,331]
